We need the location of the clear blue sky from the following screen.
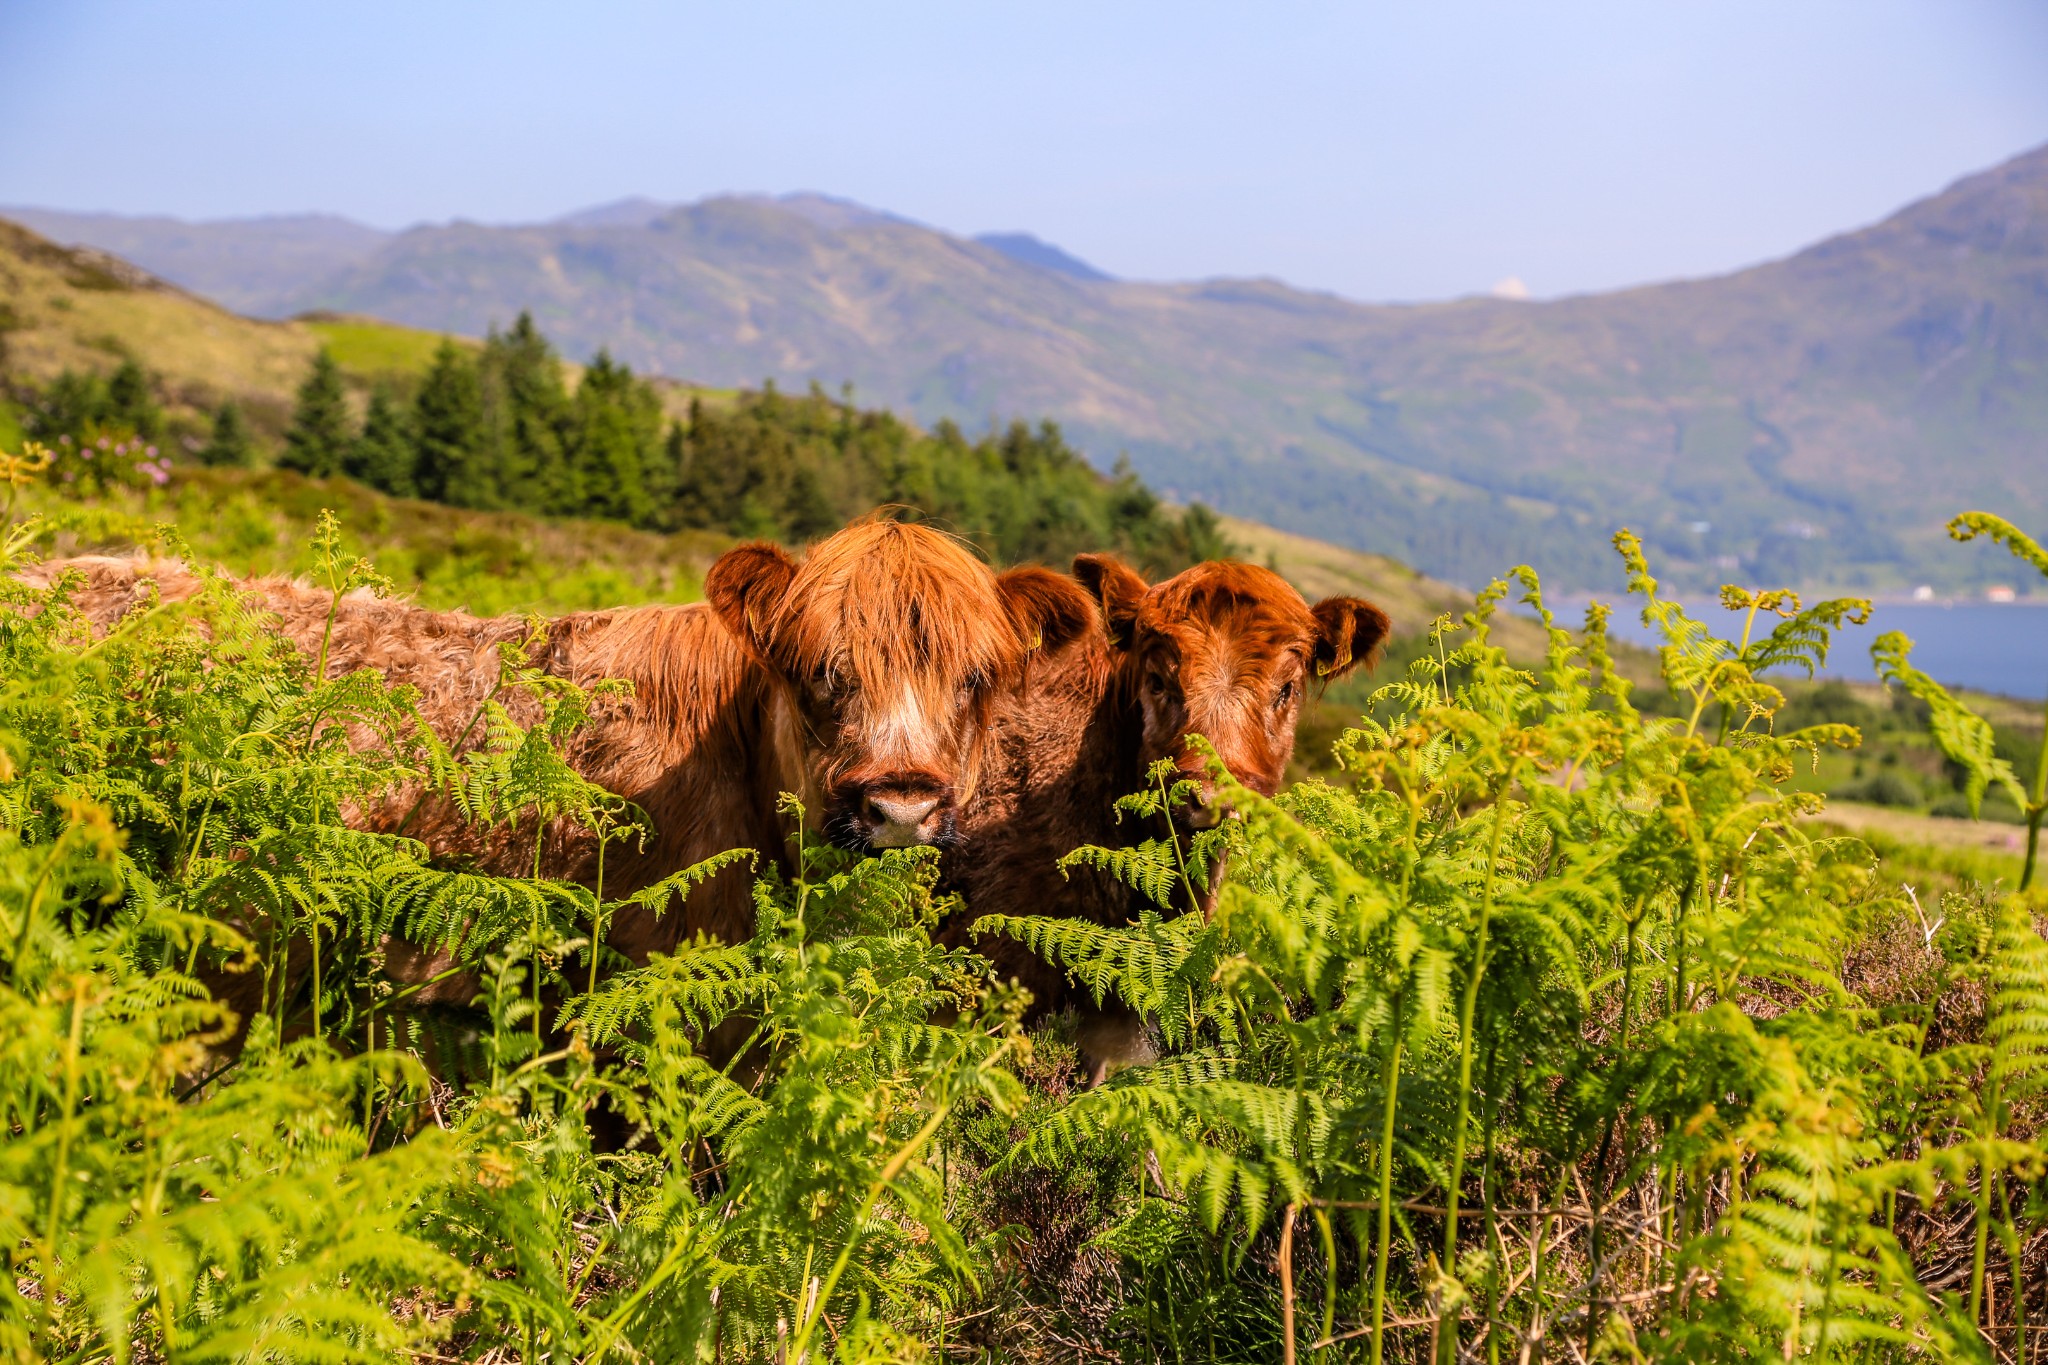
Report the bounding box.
[3,0,2045,302]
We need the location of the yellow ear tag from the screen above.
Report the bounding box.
[1028,630,1043,652]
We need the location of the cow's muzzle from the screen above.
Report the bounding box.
[831,777,957,851]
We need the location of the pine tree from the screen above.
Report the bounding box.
[782,466,838,541]
[646,420,687,525]
[343,387,417,497]
[26,371,108,442]
[278,349,352,478]
[482,312,572,512]
[196,400,255,468]
[669,398,727,529]
[104,359,161,438]
[412,341,486,505]
[569,350,660,526]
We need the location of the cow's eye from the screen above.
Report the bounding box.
[1274,679,1296,710]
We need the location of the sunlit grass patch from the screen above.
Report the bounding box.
[301,312,468,378]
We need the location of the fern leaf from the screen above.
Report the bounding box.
[1871,631,2026,816]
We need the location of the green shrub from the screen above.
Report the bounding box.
[1842,769,1926,808]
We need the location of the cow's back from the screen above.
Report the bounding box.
[19,554,785,951]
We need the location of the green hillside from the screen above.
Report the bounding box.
[0,207,385,316]
[0,218,467,450]
[19,149,2045,591]
[299,311,467,378]
[19,466,729,616]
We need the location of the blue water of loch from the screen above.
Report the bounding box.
[1560,602,2048,700]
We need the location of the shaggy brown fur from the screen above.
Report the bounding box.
[25,554,781,956]
[28,522,1089,964]
[705,520,1093,853]
[942,555,1390,1079]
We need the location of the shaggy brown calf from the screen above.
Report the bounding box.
[29,520,1087,958]
[943,555,1390,1078]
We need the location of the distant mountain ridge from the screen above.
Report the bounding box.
[0,208,386,316]
[973,233,1114,282]
[10,146,2048,592]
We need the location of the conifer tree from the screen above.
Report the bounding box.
[569,350,660,526]
[482,312,572,512]
[26,370,107,442]
[412,341,486,505]
[104,359,161,438]
[782,466,838,541]
[647,420,687,523]
[278,349,352,477]
[670,397,732,529]
[196,399,254,468]
[343,387,417,497]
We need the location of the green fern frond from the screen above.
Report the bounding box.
[566,939,762,1043]
[1949,511,2048,582]
[1988,897,2048,1102]
[1872,631,2025,816]
[1056,841,1182,907]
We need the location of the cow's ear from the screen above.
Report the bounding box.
[1310,597,1392,679]
[1072,553,1149,647]
[995,565,1098,654]
[705,541,798,653]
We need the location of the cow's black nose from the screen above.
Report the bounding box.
[861,791,944,847]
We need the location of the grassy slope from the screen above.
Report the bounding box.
[299,311,471,378]
[0,219,323,436]
[21,468,731,617]
[0,218,476,452]
[1220,512,1553,657]
[0,220,726,452]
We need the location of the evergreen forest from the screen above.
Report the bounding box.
[15,314,1232,573]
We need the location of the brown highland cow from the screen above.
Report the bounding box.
[28,520,1089,961]
[942,554,1390,1079]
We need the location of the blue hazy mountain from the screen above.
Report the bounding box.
[9,147,2047,591]
[974,232,1115,282]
